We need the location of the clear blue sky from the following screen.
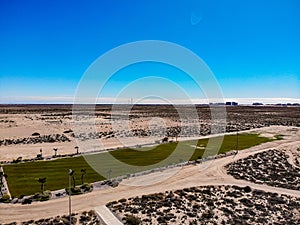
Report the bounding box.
[0,0,299,104]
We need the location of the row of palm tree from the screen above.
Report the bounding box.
[52,146,80,157]
[69,168,87,188]
[38,146,80,158]
[37,168,87,193]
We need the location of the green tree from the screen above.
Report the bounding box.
[81,168,86,184]
[38,177,47,193]
[69,170,76,188]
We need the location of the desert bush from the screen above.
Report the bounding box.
[119,198,127,203]
[0,193,11,203]
[244,186,252,193]
[124,214,141,225]
[80,183,93,192]
[19,194,25,199]
[63,129,73,133]
[103,179,119,187]
[202,209,214,219]
[12,157,22,163]
[33,190,51,201]
[71,187,82,194]
[65,186,82,195]
[22,198,32,204]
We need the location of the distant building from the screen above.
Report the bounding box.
[226,102,238,106]
[252,102,263,106]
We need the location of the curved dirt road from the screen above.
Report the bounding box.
[0,126,299,224]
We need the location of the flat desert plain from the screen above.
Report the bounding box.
[0,104,299,224]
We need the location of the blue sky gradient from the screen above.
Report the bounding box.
[0,0,299,103]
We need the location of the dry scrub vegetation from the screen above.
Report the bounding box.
[107,185,300,225]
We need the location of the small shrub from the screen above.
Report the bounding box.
[202,209,214,219]
[33,190,51,201]
[244,186,252,193]
[63,129,73,133]
[19,194,25,199]
[119,198,127,203]
[22,198,32,204]
[12,157,22,163]
[124,214,141,225]
[65,186,82,195]
[80,183,93,192]
[0,194,11,203]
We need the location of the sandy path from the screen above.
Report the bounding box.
[284,143,300,169]
[0,127,299,224]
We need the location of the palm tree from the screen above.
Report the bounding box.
[80,168,86,184]
[38,177,47,193]
[75,146,79,154]
[69,170,76,188]
[53,148,58,157]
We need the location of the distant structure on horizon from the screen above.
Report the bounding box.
[251,102,300,106]
[225,102,238,106]
[275,103,300,106]
[208,102,238,106]
[207,102,299,106]
[252,102,264,106]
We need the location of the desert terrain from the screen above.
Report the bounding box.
[0,104,299,162]
[0,105,299,224]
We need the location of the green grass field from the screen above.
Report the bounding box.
[4,133,274,197]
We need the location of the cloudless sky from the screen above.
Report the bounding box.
[0,0,299,103]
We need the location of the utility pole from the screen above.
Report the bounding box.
[68,169,72,225]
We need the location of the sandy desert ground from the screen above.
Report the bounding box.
[0,105,299,162]
[0,105,299,224]
[0,124,299,224]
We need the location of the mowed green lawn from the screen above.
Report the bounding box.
[4,133,274,197]
[4,157,104,197]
